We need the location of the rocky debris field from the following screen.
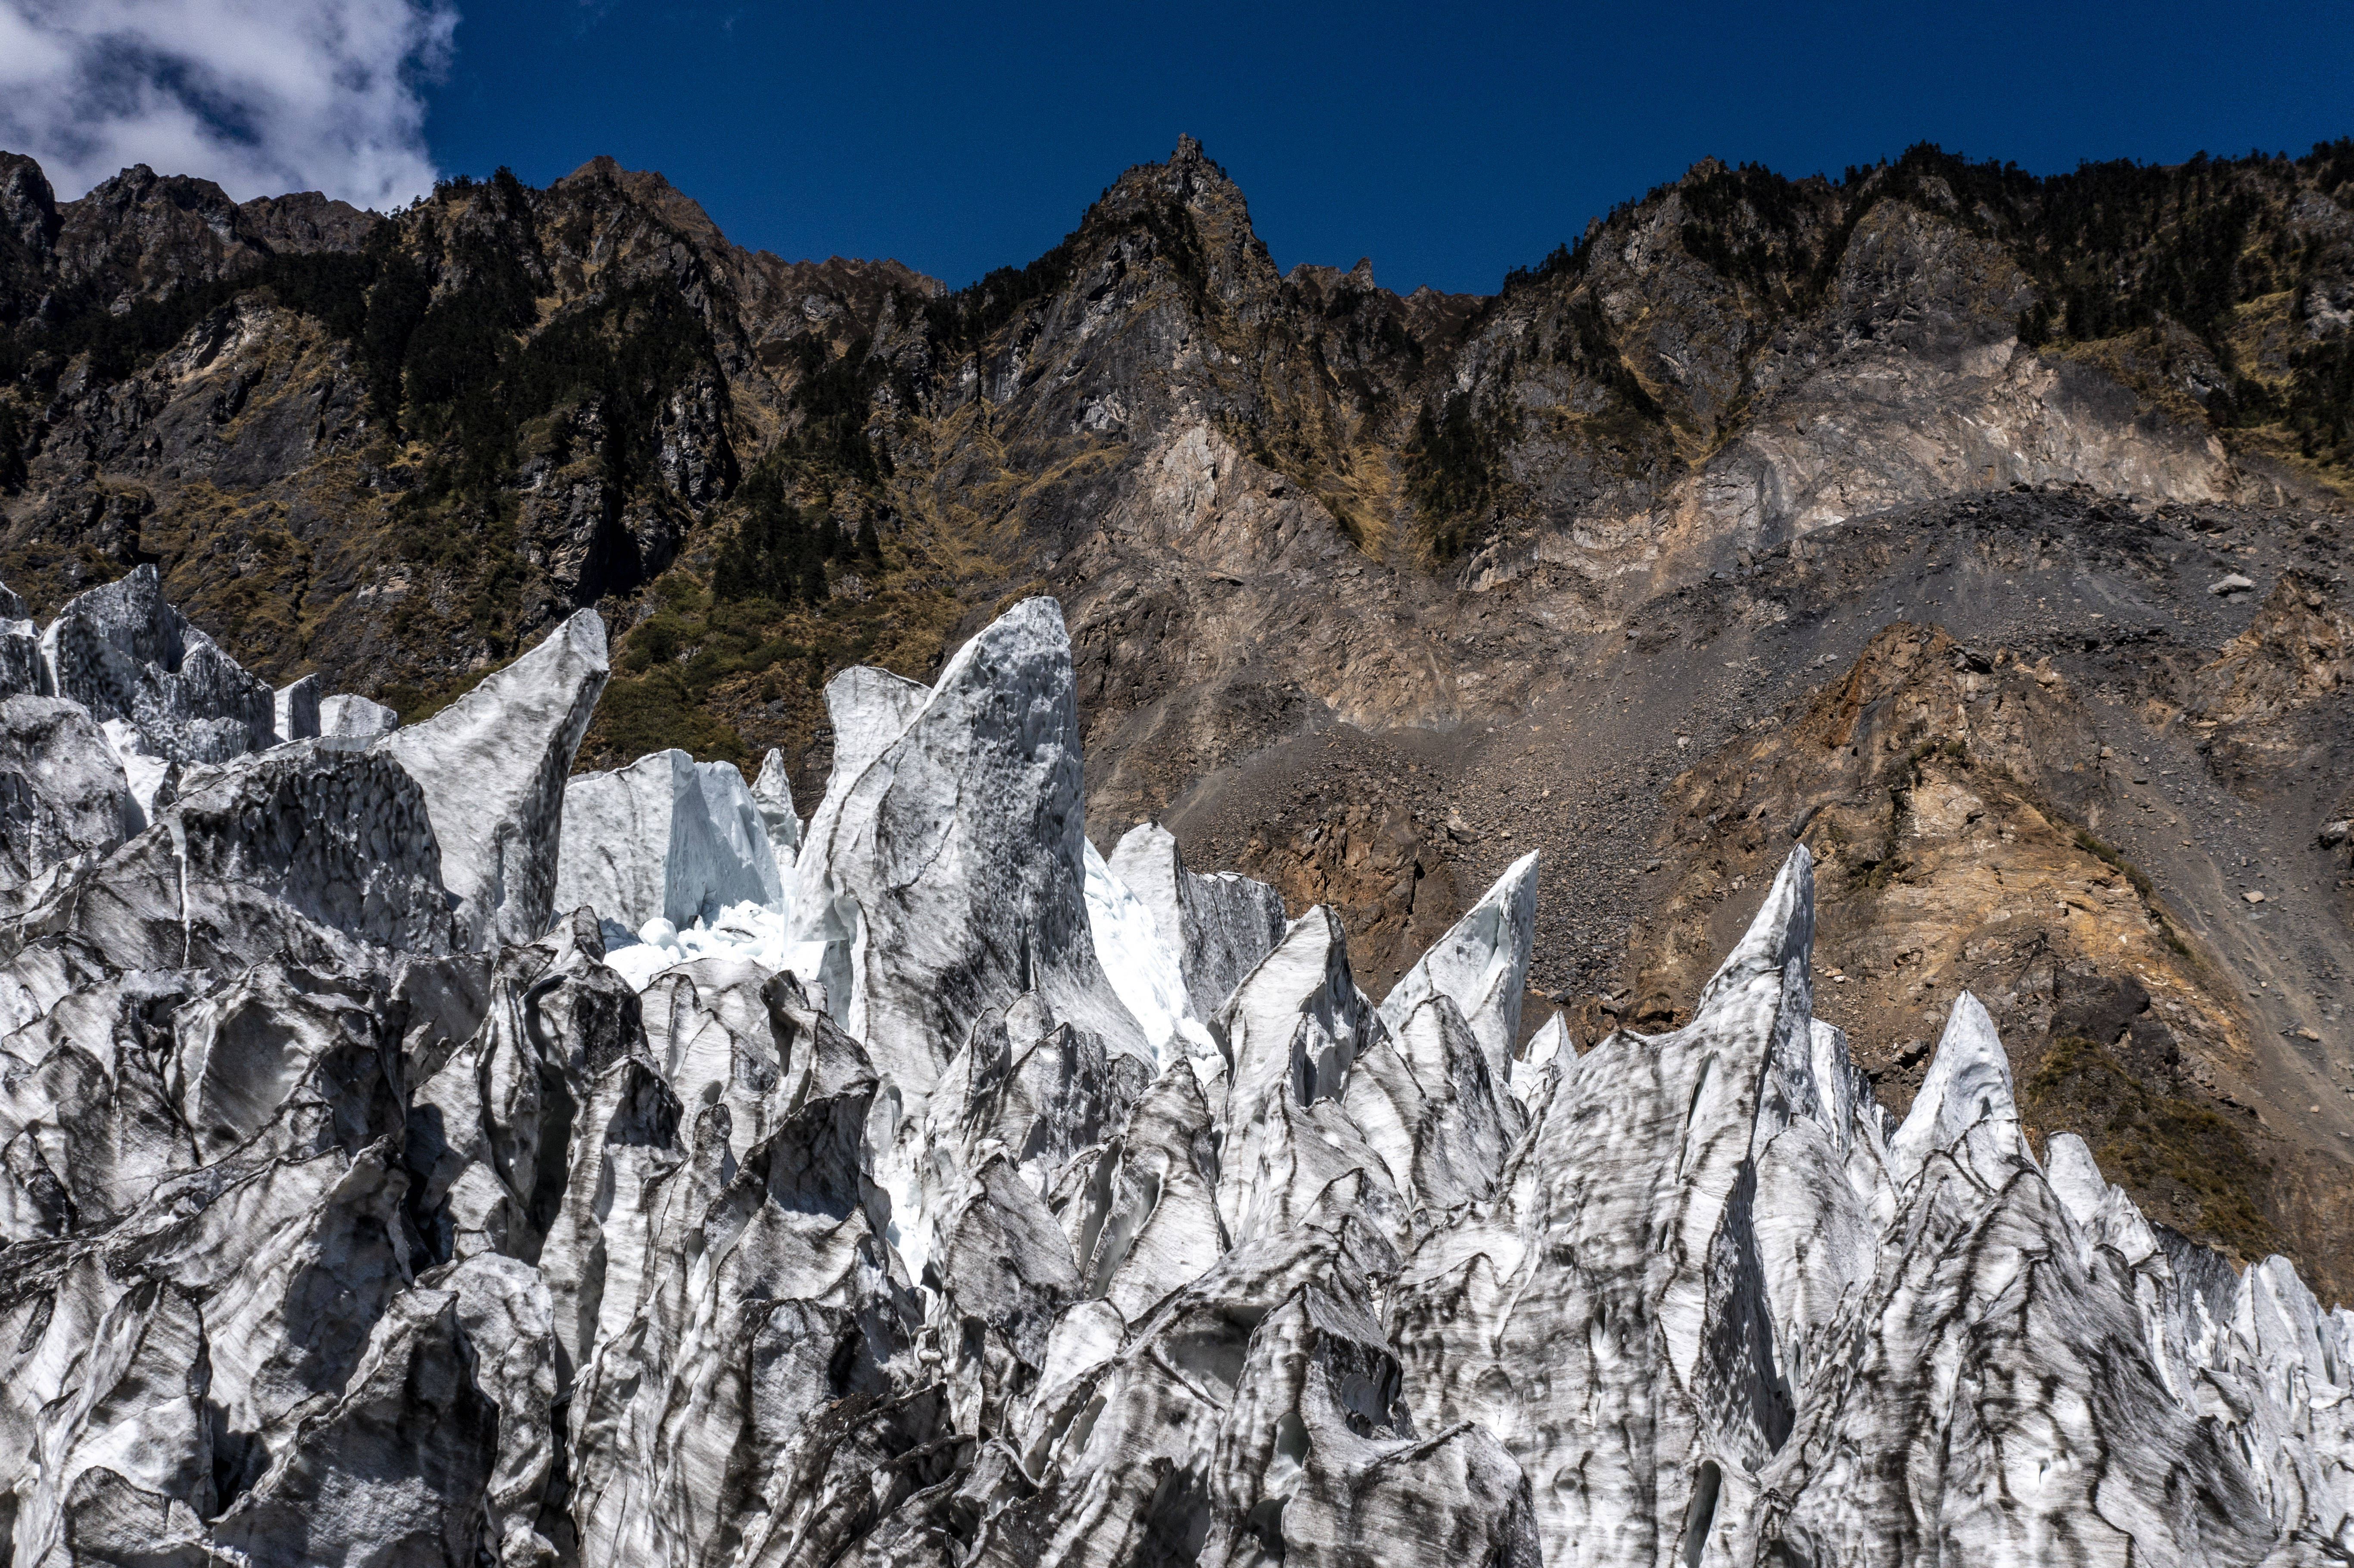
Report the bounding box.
[0,572,2350,1566]
[1152,485,2354,1299]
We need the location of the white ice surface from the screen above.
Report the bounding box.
[602,900,796,991]
[99,717,172,828]
[1083,837,1214,1065]
[556,750,783,933]
[596,836,1208,1083]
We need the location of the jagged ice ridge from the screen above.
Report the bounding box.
[0,571,2345,1567]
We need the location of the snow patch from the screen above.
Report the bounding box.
[601,900,797,992]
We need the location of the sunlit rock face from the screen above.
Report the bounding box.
[0,576,2345,1568]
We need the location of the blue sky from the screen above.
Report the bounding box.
[7,0,2349,297]
[420,0,2354,294]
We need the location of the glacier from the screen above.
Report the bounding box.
[0,574,2344,1567]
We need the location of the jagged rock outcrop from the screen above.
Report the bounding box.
[2191,568,2354,774]
[8,138,2348,803]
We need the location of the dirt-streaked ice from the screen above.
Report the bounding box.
[0,574,2346,1568]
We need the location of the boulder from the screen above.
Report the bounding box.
[319,692,399,736]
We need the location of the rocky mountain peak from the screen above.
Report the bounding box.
[0,153,58,253]
[1679,153,1730,184]
[1080,134,1280,311]
[234,188,379,253]
[559,153,726,246]
[48,164,280,305]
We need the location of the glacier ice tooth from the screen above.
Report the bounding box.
[751,745,802,880]
[1106,821,1288,1026]
[378,609,610,951]
[318,692,399,737]
[0,583,2344,1566]
[36,566,275,766]
[554,748,782,938]
[1376,847,1538,1092]
[1887,989,2032,1192]
[271,674,321,745]
[1084,836,1215,1066]
[788,598,1150,1072]
[0,697,142,891]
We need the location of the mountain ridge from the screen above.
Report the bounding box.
[0,136,2349,1297]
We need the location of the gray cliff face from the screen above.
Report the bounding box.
[0,572,2345,1566]
[1453,192,2239,594]
[0,159,374,317]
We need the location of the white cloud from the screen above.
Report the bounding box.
[0,0,455,211]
